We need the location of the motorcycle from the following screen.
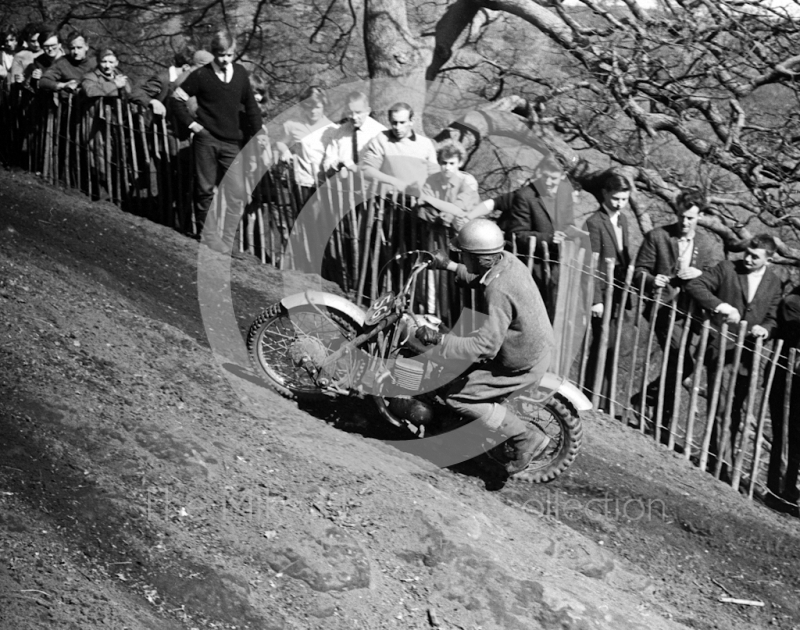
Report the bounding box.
[246,250,591,483]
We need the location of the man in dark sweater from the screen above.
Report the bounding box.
[39,31,95,93]
[172,30,262,252]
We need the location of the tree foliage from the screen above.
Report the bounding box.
[4,0,800,260]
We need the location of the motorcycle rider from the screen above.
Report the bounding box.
[411,219,555,476]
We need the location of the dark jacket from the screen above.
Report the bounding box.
[634,224,721,316]
[685,259,782,362]
[506,180,574,257]
[585,206,632,307]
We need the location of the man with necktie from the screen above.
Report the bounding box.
[686,234,782,477]
[633,190,721,437]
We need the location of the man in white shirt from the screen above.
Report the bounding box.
[275,86,337,201]
[323,91,386,176]
[686,234,782,475]
[632,190,721,432]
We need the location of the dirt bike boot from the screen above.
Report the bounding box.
[498,409,550,476]
[387,396,435,426]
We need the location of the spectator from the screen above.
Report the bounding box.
[415,140,480,313]
[467,162,573,230]
[583,171,634,411]
[767,287,800,516]
[81,48,131,97]
[686,234,782,477]
[173,49,214,122]
[506,156,574,252]
[360,101,438,195]
[274,86,336,202]
[40,31,96,93]
[133,46,195,118]
[25,27,63,91]
[172,29,263,253]
[323,90,386,177]
[632,190,721,436]
[7,22,42,87]
[0,26,17,85]
[505,156,576,318]
[416,141,479,224]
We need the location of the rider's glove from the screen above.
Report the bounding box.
[430,249,452,271]
[416,326,443,346]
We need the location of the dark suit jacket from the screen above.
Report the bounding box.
[685,259,782,364]
[634,224,721,317]
[506,180,575,257]
[586,206,632,307]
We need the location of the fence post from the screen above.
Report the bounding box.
[552,241,582,377]
[715,320,749,480]
[699,322,729,472]
[638,287,663,432]
[668,303,695,451]
[135,106,152,218]
[370,192,388,302]
[731,336,764,490]
[43,99,54,183]
[53,96,63,185]
[541,240,549,289]
[160,117,174,227]
[608,264,634,421]
[116,99,130,206]
[655,299,678,444]
[622,274,647,427]
[357,193,377,307]
[578,252,599,389]
[749,339,783,498]
[125,102,140,214]
[684,319,711,462]
[590,257,616,410]
[780,347,796,494]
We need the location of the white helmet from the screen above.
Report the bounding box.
[453,219,505,254]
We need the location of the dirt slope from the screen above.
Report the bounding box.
[1,168,799,630]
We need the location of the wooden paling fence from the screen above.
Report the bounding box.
[1,92,796,507]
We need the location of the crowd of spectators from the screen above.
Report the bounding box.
[0,22,797,513]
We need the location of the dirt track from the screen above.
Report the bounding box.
[1,168,799,630]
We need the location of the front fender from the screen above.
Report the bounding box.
[539,372,593,412]
[280,291,367,328]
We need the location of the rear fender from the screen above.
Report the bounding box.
[539,372,593,412]
[279,291,367,328]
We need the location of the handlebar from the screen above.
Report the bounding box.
[376,249,434,283]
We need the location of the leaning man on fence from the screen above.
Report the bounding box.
[39,31,95,94]
[360,101,438,196]
[172,29,263,254]
[685,234,782,478]
[632,190,721,438]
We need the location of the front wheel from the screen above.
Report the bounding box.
[504,393,583,483]
[246,303,359,402]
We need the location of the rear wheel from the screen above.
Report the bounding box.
[503,393,583,483]
[246,303,358,402]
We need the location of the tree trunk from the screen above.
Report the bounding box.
[363,0,429,122]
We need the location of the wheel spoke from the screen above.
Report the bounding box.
[254,310,352,392]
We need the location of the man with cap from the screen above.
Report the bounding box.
[410,219,555,476]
